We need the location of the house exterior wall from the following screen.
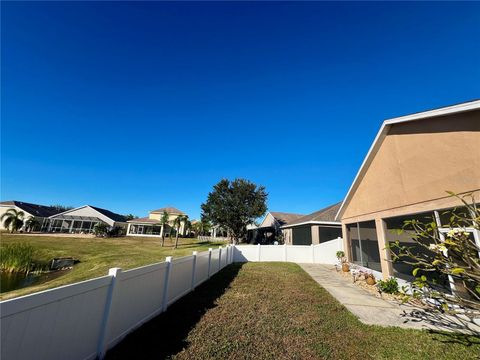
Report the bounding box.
[342,111,480,222]
[282,228,293,245]
[340,109,480,279]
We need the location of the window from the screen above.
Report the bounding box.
[319,226,342,243]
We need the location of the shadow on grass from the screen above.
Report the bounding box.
[106,263,244,360]
[428,329,480,347]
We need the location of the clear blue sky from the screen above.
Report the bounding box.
[2,2,479,219]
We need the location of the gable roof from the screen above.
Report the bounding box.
[89,206,127,222]
[335,99,480,220]
[127,216,159,224]
[282,202,342,228]
[150,207,185,215]
[269,212,305,226]
[0,200,62,218]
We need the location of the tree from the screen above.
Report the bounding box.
[201,178,267,244]
[93,222,109,237]
[184,219,192,237]
[159,210,170,247]
[25,217,41,232]
[389,191,480,317]
[124,214,138,221]
[1,209,25,233]
[50,204,74,212]
[173,215,187,249]
[192,219,211,237]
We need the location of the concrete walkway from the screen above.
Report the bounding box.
[300,263,480,334]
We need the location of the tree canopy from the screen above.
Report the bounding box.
[201,178,267,243]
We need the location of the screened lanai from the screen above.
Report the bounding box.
[43,215,104,234]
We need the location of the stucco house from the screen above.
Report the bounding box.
[45,205,128,234]
[246,211,305,244]
[336,100,480,285]
[127,207,188,237]
[0,200,62,231]
[281,203,342,245]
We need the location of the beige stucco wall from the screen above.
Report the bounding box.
[342,110,480,221]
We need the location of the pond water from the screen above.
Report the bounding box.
[0,270,70,293]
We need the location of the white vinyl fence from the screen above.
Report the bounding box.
[233,237,343,265]
[1,238,343,360]
[0,245,234,360]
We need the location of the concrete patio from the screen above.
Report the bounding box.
[300,263,480,335]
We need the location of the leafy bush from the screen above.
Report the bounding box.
[377,277,399,294]
[93,222,109,237]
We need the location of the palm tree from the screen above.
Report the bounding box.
[173,215,187,249]
[184,219,192,237]
[159,210,170,247]
[192,219,211,238]
[25,216,41,232]
[1,209,25,233]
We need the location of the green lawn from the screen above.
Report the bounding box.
[0,233,226,300]
[106,262,479,360]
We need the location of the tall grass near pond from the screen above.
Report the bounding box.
[0,243,46,273]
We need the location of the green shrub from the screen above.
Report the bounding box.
[377,277,399,294]
[0,243,36,273]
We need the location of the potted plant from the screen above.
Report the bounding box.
[336,251,350,272]
[365,272,376,285]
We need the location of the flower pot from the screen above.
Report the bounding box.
[366,277,376,286]
[342,263,350,272]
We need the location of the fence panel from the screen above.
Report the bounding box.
[194,252,210,286]
[313,238,343,265]
[233,245,258,262]
[167,256,194,305]
[1,276,111,360]
[106,262,168,347]
[210,249,220,275]
[259,245,285,261]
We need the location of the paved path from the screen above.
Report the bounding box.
[299,263,480,334]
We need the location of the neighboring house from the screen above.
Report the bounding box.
[0,200,62,231]
[281,203,342,245]
[336,100,480,283]
[247,211,305,244]
[127,207,188,237]
[45,205,128,234]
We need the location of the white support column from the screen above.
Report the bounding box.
[207,248,212,278]
[191,251,197,290]
[257,243,261,261]
[97,267,122,360]
[162,257,172,312]
[126,223,131,235]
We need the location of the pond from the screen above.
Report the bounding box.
[0,270,70,293]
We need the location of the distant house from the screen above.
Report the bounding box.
[281,203,342,245]
[0,200,62,231]
[127,207,188,237]
[46,205,128,234]
[247,211,305,244]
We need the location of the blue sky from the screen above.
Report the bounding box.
[2,2,479,219]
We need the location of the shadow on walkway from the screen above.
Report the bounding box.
[106,263,244,360]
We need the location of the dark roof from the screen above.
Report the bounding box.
[269,212,305,226]
[285,202,342,227]
[127,217,159,224]
[150,207,185,215]
[0,201,62,217]
[89,206,127,222]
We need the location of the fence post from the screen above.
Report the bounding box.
[162,256,172,312]
[218,246,222,271]
[97,267,122,360]
[207,248,212,278]
[191,251,197,290]
[257,243,261,261]
[311,244,315,263]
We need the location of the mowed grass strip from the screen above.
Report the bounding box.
[107,262,480,360]
[0,234,225,299]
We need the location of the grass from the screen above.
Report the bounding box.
[106,262,480,360]
[0,243,40,273]
[0,233,226,300]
